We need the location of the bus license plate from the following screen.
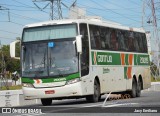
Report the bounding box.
[45,90,55,94]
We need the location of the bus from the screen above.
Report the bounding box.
[10,19,151,106]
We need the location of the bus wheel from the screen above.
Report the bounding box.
[129,78,137,98]
[136,80,142,97]
[41,98,52,106]
[86,80,100,103]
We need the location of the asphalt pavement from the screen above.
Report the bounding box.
[1,83,160,116]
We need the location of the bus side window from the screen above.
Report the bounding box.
[80,24,89,76]
[99,27,106,49]
[104,28,110,49]
[90,26,96,49]
[117,30,126,51]
[138,33,144,53]
[134,32,140,52]
[127,31,135,52]
[110,30,118,51]
[142,34,148,53]
[94,29,101,49]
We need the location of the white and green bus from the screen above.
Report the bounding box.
[10,19,151,106]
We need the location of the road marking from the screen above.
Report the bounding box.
[82,102,139,108]
[15,113,45,116]
[102,103,139,107]
[102,92,112,107]
[83,104,102,107]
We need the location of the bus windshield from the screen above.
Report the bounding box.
[21,24,78,78]
[22,24,77,42]
[22,39,78,78]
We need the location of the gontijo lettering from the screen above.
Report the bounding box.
[98,55,112,63]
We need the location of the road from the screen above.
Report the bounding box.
[14,90,159,115]
[1,83,160,116]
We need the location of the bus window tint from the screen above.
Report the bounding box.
[117,30,126,51]
[104,28,111,49]
[133,32,140,52]
[89,24,147,53]
[142,34,148,53]
[110,30,118,51]
[80,24,89,76]
[90,26,96,49]
[127,31,135,52]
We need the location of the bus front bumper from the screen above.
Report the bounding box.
[23,82,83,100]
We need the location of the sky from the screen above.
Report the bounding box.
[0,0,158,47]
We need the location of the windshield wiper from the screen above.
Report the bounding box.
[50,57,65,77]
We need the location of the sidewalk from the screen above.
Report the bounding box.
[148,82,160,91]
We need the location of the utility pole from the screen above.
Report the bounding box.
[151,0,160,76]
[33,0,63,20]
[0,6,10,21]
[142,0,145,28]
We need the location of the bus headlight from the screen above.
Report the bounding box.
[66,78,80,85]
[22,83,34,88]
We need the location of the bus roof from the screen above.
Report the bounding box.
[24,18,145,33]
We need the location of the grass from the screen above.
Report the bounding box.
[0,85,22,90]
[151,76,160,82]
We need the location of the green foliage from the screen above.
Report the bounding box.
[150,62,159,76]
[15,42,20,57]
[151,76,160,82]
[1,85,22,90]
[0,44,20,73]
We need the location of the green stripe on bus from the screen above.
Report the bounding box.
[134,54,150,66]
[125,54,129,65]
[124,67,128,79]
[22,73,80,83]
[91,52,96,65]
[91,51,150,66]
[91,51,121,65]
[21,78,34,84]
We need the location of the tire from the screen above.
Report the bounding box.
[136,80,141,97]
[129,78,137,98]
[41,98,52,106]
[86,80,100,103]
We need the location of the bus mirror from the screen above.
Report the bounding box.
[76,35,82,53]
[10,40,21,60]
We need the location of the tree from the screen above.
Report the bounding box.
[0,44,20,74]
[150,62,159,79]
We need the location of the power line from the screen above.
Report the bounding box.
[0,29,20,35]
[10,21,24,26]
[33,0,63,20]
[0,3,39,9]
[12,0,34,7]
[0,5,10,21]
[0,20,24,26]
[89,0,141,23]
[102,0,142,14]
[62,0,141,27]
[12,0,49,14]
[127,0,140,6]
[0,36,16,40]
[81,6,141,11]
[8,9,45,11]
[11,12,42,22]
[1,10,42,22]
